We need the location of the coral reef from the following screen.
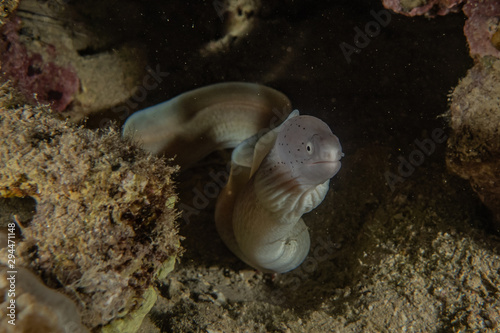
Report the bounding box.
[1,17,80,112]
[382,0,464,17]
[463,0,500,58]
[1,1,498,332]
[446,56,500,227]
[0,82,181,329]
[0,0,148,121]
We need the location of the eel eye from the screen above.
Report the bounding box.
[306,142,313,155]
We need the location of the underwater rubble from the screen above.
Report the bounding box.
[0,82,181,331]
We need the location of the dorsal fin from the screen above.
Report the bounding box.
[249,110,300,177]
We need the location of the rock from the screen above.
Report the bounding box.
[101,287,158,333]
[382,0,464,17]
[0,82,181,330]
[0,0,148,121]
[201,0,261,56]
[446,56,500,228]
[463,0,500,59]
[0,266,88,333]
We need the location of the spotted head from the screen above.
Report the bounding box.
[273,115,343,185]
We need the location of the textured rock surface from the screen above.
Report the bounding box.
[447,56,500,227]
[463,0,500,59]
[0,82,181,329]
[0,266,88,333]
[1,17,80,112]
[382,0,464,17]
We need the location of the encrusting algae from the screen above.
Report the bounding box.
[0,82,182,331]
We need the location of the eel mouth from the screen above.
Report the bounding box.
[311,160,341,171]
[303,159,341,184]
[313,160,339,165]
[313,152,343,165]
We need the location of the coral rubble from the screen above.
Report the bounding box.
[0,82,181,329]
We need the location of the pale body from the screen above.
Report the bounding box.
[122,82,291,167]
[122,83,342,273]
[215,111,342,273]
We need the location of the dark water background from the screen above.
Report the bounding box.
[86,0,472,165]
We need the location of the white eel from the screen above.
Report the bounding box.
[122,82,343,273]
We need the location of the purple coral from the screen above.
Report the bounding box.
[382,0,464,17]
[463,0,500,58]
[0,17,79,111]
